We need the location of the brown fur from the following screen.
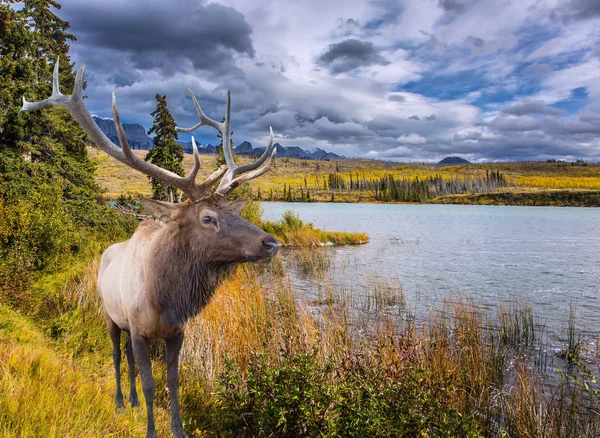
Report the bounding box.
[138,197,275,327]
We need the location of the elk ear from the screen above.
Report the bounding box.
[139,198,179,222]
[229,198,248,215]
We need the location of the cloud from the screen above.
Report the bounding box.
[408,114,437,121]
[466,36,485,48]
[523,62,554,78]
[438,0,468,14]
[503,100,564,116]
[60,0,254,79]
[397,133,427,144]
[317,39,390,74]
[50,0,600,162]
[554,0,600,23]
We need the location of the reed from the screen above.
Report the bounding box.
[556,304,583,364]
[293,247,331,277]
[361,277,406,314]
[498,301,536,349]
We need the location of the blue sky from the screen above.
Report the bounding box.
[56,0,600,162]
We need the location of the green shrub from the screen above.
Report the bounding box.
[214,350,482,437]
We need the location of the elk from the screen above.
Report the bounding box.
[22,60,279,438]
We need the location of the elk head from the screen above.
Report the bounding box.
[22,59,279,262]
[140,197,279,264]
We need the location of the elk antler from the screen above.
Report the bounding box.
[21,59,228,202]
[177,89,276,196]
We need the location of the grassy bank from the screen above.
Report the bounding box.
[260,210,368,246]
[1,241,599,436]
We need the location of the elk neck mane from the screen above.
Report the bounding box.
[144,220,239,326]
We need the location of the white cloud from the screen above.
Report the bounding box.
[397,133,427,144]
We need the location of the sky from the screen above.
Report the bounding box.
[54,0,600,162]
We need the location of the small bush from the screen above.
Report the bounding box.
[215,350,482,438]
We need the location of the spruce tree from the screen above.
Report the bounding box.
[0,0,126,294]
[145,94,184,201]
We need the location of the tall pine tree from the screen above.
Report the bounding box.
[0,0,127,294]
[144,94,184,201]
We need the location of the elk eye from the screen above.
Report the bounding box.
[202,216,213,225]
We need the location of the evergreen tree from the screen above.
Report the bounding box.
[0,0,127,294]
[144,94,184,201]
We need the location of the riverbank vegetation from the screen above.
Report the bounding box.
[2,244,599,437]
[93,149,600,207]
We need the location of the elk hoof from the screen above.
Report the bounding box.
[130,396,140,408]
[114,395,124,409]
[146,431,158,438]
[171,426,188,438]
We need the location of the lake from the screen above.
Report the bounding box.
[261,202,600,342]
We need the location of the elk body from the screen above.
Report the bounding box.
[22,60,279,438]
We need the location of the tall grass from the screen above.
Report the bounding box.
[2,248,599,436]
[180,267,599,436]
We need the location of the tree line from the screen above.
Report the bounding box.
[261,169,508,202]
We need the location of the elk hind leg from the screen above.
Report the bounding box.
[125,333,140,407]
[105,316,124,409]
[166,331,187,438]
[131,334,158,438]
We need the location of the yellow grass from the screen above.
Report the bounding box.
[515,176,600,190]
[0,304,169,437]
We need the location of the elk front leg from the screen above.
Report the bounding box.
[125,334,140,407]
[105,316,124,409]
[131,334,157,438]
[166,331,187,438]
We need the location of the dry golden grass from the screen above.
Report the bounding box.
[0,303,171,437]
[515,176,600,190]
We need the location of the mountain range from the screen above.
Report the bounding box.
[92,116,342,161]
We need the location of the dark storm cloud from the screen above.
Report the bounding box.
[408,114,437,121]
[503,100,564,116]
[438,0,468,14]
[317,39,390,74]
[555,0,600,22]
[465,36,485,48]
[59,0,254,77]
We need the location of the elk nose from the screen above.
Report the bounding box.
[262,237,280,255]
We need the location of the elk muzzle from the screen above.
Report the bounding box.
[247,234,280,263]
